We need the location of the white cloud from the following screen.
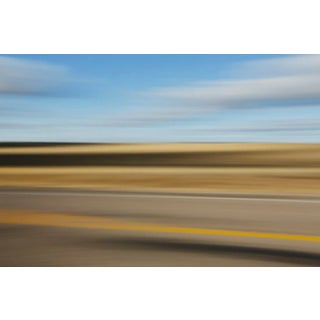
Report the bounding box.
[195,118,320,133]
[149,56,320,108]
[150,75,320,106]
[100,55,320,127]
[0,56,70,96]
[94,55,320,128]
[240,55,320,76]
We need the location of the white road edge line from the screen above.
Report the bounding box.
[1,190,320,203]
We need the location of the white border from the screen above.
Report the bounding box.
[1,0,320,53]
[1,1,319,319]
[1,268,319,320]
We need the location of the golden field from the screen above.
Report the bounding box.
[1,143,320,195]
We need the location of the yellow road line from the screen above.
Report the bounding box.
[1,208,320,243]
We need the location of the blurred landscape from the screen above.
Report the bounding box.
[2,54,320,266]
[1,142,320,195]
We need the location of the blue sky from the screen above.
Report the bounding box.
[1,54,320,142]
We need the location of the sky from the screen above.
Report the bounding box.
[1,54,320,143]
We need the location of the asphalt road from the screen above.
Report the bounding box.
[1,188,320,266]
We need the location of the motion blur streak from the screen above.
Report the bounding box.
[1,188,320,266]
[1,55,320,266]
[1,208,320,243]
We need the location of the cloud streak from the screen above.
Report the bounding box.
[43,54,320,143]
[150,75,320,107]
[194,118,320,134]
[111,55,320,126]
[149,55,320,109]
[0,56,71,96]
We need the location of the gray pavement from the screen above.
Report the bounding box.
[1,188,320,266]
